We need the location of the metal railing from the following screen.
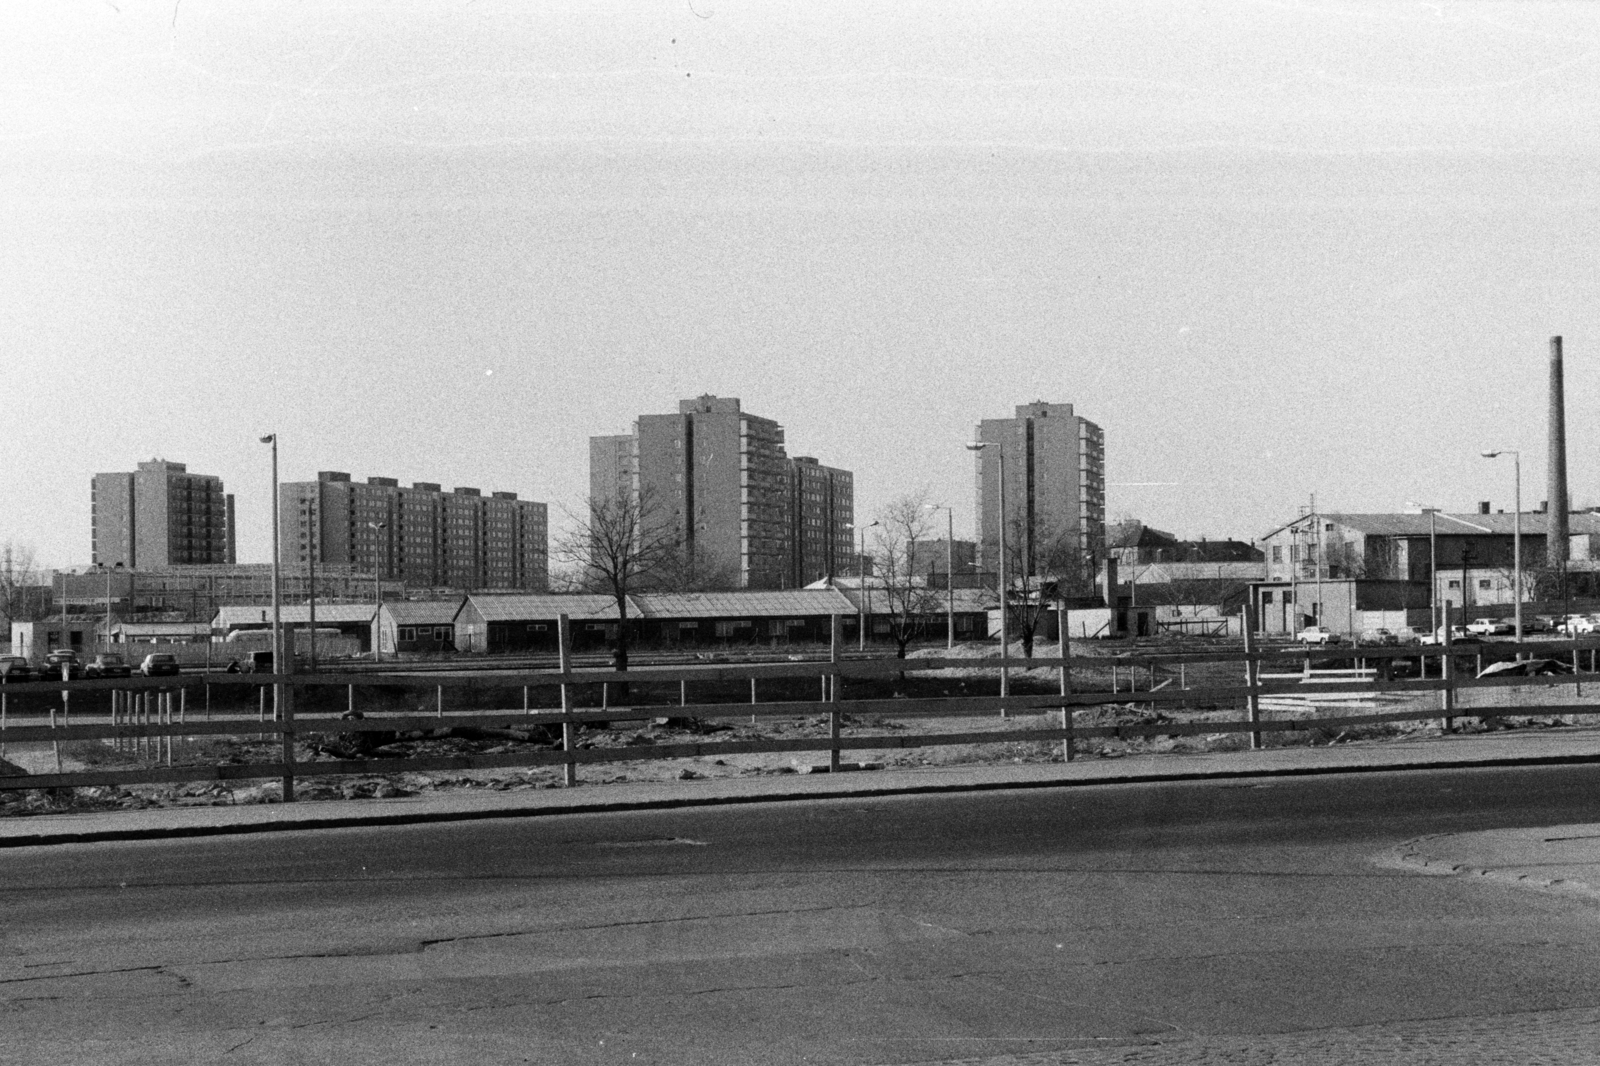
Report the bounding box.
[4,614,1598,801]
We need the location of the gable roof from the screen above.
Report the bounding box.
[379,599,466,625]
[213,604,377,627]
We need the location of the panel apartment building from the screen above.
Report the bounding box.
[590,395,853,590]
[280,472,548,591]
[973,401,1105,586]
[91,459,236,568]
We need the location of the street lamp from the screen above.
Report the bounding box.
[368,521,387,661]
[924,503,955,649]
[966,440,1009,697]
[1481,449,1522,649]
[260,434,282,687]
[858,520,880,651]
[93,561,124,650]
[1405,502,1440,633]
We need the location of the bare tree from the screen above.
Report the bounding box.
[872,491,944,660]
[1004,519,1087,659]
[647,544,741,594]
[552,488,681,672]
[0,541,42,637]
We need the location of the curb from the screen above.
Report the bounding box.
[5,748,1600,848]
[1385,831,1600,902]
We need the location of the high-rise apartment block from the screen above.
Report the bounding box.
[973,402,1105,585]
[92,460,235,568]
[590,395,854,589]
[788,456,854,588]
[281,472,547,591]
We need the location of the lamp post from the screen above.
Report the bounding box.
[368,521,387,661]
[966,440,1009,697]
[260,434,282,689]
[1481,449,1522,649]
[924,503,955,649]
[858,520,880,651]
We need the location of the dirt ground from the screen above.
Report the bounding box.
[1,639,1588,817]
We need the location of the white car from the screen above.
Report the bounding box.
[1296,626,1341,645]
[1466,618,1513,636]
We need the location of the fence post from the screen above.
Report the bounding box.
[1441,625,1456,732]
[1057,605,1073,762]
[829,614,842,773]
[1244,603,1262,750]
[523,685,530,715]
[559,613,577,787]
[436,685,443,719]
[280,679,296,802]
[750,677,757,726]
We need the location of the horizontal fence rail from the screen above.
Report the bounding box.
[4,613,1599,800]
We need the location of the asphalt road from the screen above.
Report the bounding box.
[6,766,1600,1065]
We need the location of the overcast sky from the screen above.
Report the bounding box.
[5,1,1599,571]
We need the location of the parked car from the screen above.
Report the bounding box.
[1421,626,1481,646]
[85,654,132,679]
[1296,626,1341,645]
[42,649,84,680]
[0,656,36,683]
[1573,616,1600,635]
[139,653,181,677]
[1361,628,1399,646]
[1466,618,1513,636]
[241,650,274,674]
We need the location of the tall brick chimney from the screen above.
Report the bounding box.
[1549,336,1570,567]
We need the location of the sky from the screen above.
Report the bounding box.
[4,0,1600,572]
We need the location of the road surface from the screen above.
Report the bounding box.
[6,764,1600,1064]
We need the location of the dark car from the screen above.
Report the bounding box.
[43,649,84,680]
[85,654,133,679]
[139,653,181,677]
[0,656,36,683]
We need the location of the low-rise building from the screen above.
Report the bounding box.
[376,600,465,656]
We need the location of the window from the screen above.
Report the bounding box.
[1271,546,1282,563]
[398,627,416,642]
[1448,580,1461,590]
[434,626,451,641]
[1478,579,1491,590]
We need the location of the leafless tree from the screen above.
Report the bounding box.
[552,488,681,671]
[0,541,42,637]
[1004,519,1088,658]
[872,491,944,660]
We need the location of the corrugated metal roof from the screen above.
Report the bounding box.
[465,594,627,621]
[213,604,377,626]
[379,599,466,625]
[114,622,212,636]
[633,589,858,618]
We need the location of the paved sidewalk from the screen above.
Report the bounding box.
[6,723,1600,848]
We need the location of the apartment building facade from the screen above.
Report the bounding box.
[281,472,548,591]
[973,402,1105,586]
[91,459,236,568]
[590,395,854,589]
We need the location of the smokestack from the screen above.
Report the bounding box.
[1549,335,1570,567]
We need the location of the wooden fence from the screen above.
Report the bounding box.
[3,613,1598,801]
